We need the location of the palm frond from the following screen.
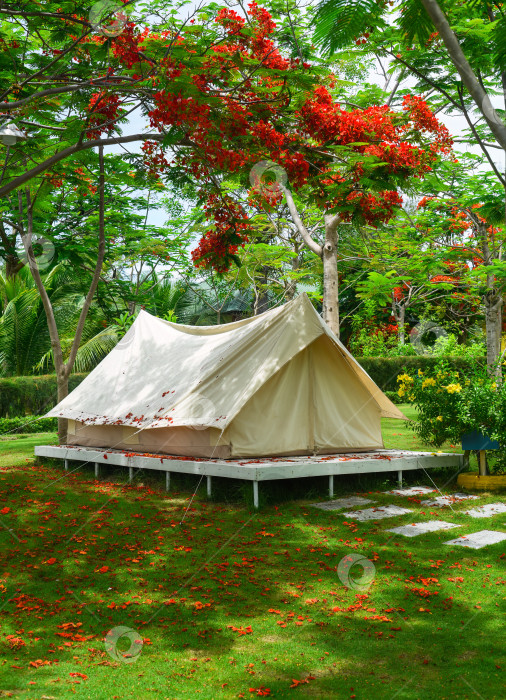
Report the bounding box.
[313,0,383,53]
[398,0,437,45]
[491,14,506,73]
[68,327,119,373]
[313,0,438,53]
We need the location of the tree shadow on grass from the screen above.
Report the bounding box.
[0,458,502,698]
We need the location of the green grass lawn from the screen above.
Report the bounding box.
[382,404,462,454]
[0,415,503,699]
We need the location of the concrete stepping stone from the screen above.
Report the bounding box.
[312,496,374,511]
[387,520,459,537]
[342,505,412,521]
[444,530,506,549]
[388,486,435,496]
[421,493,479,507]
[465,503,506,518]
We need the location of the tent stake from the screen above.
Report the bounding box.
[329,475,334,498]
[253,480,259,509]
[129,467,133,482]
[207,475,212,498]
[95,462,100,478]
[397,470,402,487]
[166,471,170,491]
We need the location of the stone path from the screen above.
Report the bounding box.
[342,505,412,521]
[421,493,479,507]
[387,520,459,537]
[465,503,506,518]
[317,485,506,548]
[311,496,373,511]
[444,530,506,549]
[388,486,435,496]
[322,486,506,549]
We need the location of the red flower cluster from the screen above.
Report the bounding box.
[191,195,251,272]
[86,92,120,139]
[134,5,451,271]
[403,95,452,153]
[111,22,143,68]
[342,190,404,225]
[430,274,458,284]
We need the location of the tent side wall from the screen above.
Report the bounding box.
[66,421,232,459]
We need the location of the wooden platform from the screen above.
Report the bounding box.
[34,445,463,508]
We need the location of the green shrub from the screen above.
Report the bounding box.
[384,390,403,405]
[0,374,88,417]
[432,334,486,358]
[0,415,58,434]
[397,361,506,474]
[349,328,417,358]
[357,356,484,392]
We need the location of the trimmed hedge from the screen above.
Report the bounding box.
[0,374,88,418]
[357,356,484,392]
[0,415,58,434]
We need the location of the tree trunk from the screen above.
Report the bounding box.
[0,220,22,277]
[56,372,69,445]
[21,145,107,445]
[398,306,406,345]
[485,290,503,377]
[322,215,340,337]
[5,253,22,278]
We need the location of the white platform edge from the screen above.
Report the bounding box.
[34,445,463,482]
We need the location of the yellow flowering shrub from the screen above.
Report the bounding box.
[445,383,462,394]
[397,360,506,452]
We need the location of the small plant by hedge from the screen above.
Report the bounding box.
[384,390,403,405]
[0,374,88,418]
[357,356,484,392]
[0,415,58,434]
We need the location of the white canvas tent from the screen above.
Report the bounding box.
[48,293,405,458]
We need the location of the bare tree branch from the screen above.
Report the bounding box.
[280,184,322,257]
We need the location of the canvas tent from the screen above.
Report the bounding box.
[48,293,405,458]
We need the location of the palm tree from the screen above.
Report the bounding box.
[0,264,117,376]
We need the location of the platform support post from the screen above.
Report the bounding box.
[95,462,100,478]
[397,470,402,487]
[329,474,334,499]
[165,471,170,491]
[253,480,259,509]
[64,459,69,472]
[129,467,133,482]
[207,475,212,498]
